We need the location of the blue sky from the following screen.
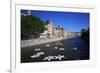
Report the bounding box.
[21,10,90,32]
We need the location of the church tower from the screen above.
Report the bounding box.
[45,20,53,38]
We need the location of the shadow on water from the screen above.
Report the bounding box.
[21,37,89,63]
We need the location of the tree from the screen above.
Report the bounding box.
[81,28,86,33]
[81,28,90,42]
[21,15,46,40]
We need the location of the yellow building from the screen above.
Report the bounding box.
[45,20,53,38]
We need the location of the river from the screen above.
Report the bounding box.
[21,37,89,63]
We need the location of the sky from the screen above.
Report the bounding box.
[21,10,90,32]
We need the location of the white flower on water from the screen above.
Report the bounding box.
[54,55,64,60]
[48,56,55,59]
[73,47,77,50]
[43,56,52,61]
[46,44,50,47]
[30,52,44,58]
[58,55,64,60]
[59,48,65,51]
[34,48,41,51]
[54,46,58,49]
[43,55,65,61]
[54,56,59,59]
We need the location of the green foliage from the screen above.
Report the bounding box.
[81,28,89,41]
[21,15,46,40]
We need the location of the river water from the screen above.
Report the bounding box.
[21,37,89,63]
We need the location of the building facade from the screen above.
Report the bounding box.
[45,20,53,38]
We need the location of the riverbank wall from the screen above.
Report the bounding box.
[21,37,68,48]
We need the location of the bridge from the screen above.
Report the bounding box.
[67,32,81,38]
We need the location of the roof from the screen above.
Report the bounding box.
[45,20,51,25]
